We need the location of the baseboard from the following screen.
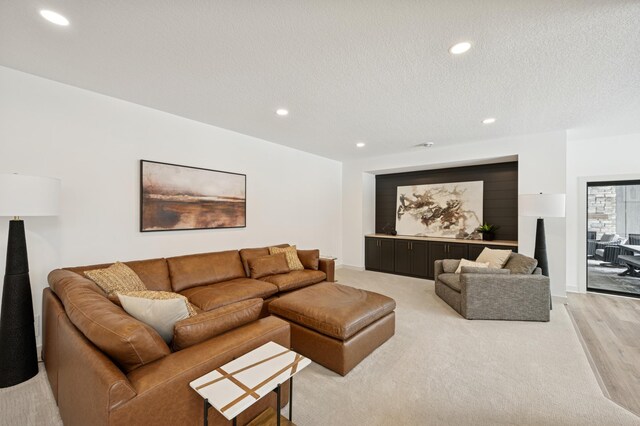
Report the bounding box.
[37,344,43,362]
[337,264,365,271]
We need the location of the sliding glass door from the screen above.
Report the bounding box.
[587,180,640,298]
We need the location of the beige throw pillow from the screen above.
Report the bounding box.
[118,290,197,317]
[269,245,304,271]
[475,248,513,269]
[84,262,147,296]
[118,293,190,344]
[455,258,490,274]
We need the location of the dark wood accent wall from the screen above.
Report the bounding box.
[375,161,518,241]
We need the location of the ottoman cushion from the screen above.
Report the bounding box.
[269,283,396,340]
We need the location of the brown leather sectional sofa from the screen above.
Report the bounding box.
[43,244,335,426]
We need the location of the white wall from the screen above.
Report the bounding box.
[0,66,342,344]
[565,132,640,292]
[341,132,568,297]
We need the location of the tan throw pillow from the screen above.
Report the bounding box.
[84,262,147,296]
[269,245,304,271]
[455,258,490,274]
[248,253,290,279]
[118,293,190,344]
[475,248,513,269]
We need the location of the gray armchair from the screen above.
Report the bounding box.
[434,254,550,322]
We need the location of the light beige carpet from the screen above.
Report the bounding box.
[0,365,62,426]
[292,269,640,425]
[1,269,638,425]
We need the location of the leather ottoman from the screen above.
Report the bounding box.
[268,282,396,375]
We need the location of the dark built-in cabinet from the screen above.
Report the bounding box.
[394,240,428,278]
[426,242,468,278]
[365,237,395,273]
[365,235,518,280]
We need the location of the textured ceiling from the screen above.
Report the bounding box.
[1,1,639,160]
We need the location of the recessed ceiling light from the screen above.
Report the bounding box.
[39,10,69,26]
[482,117,496,124]
[449,42,471,55]
[276,109,289,116]
[356,142,366,148]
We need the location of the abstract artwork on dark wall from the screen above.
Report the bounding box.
[395,181,483,239]
[140,160,246,232]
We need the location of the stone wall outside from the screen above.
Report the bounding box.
[588,186,617,237]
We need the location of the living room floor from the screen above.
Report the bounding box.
[1,269,638,426]
[566,292,640,417]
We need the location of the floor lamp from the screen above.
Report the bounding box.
[519,193,566,308]
[0,174,60,388]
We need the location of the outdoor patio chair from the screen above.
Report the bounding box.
[595,236,626,266]
[588,233,617,257]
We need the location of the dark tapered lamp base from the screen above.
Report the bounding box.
[534,218,549,277]
[0,220,38,388]
[533,218,552,310]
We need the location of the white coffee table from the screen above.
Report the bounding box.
[190,341,310,426]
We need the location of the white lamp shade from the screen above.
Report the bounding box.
[519,193,566,218]
[0,174,61,217]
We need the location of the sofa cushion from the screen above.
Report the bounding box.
[442,259,461,273]
[84,262,148,296]
[67,258,173,292]
[167,250,246,292]
[239,247,270,276]
[297,249,320,270]
[248,253,290,279]
[600,233,616,243]
[48,269,170,373]
[261,270,327,292]
[172,298,263,351]
[503,253,539,275]
[268,282,396,340]
[269,245,304,271]
[124,258,173,292]
[438,273,461,292]
[460,267,510,275]
[179,278,278,311]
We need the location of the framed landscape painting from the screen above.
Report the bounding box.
[395,181,483,239]
[140,160,246,232]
